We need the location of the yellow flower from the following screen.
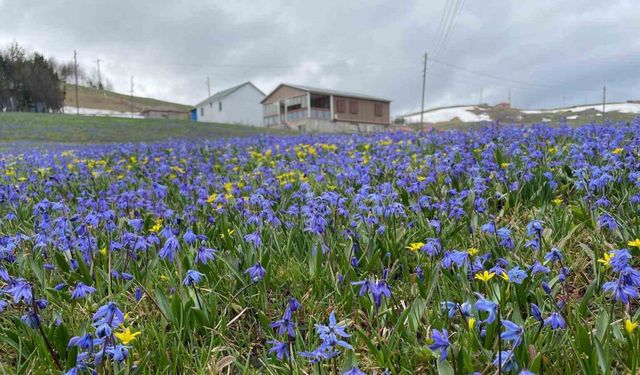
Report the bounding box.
[220,228,235,239]
[474,270,496,282]
[597,252,615,267]
[99,247,107,256]
[500,272,510,281]
[150,219,162,233]
[115,327,141,345]
[611,148,623,155]
[500,162,510,169]
[206,193,218,204]
[467,247,479,257]
[627,239,640,248]
[417,175,426,182]
[625,319,638,334]
[552,197,563,205]
[406,242,424,252]
[468,317,476,330]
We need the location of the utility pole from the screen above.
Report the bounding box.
[130,76,134,118]
[508,88,512,107]
[420,52,427,130]
[479,88,484,105]
[602,85,606,125]
[562,96,566,108]
[73,50,79,115]
[94,58,102,90]
[206,77,211,98]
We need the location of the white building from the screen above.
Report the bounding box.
[193,82,265,126]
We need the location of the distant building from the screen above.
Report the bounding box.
[193,82,265,126]
[495,102,511,109]
[142,105,189,120]
[261,83,391,133]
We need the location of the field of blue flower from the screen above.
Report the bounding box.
[1,121,640,374]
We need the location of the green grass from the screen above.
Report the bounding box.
[0,112,290,143]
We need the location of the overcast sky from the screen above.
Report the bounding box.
[1,0,639,115]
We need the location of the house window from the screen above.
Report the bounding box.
[200,107,204,116]
[349,100,359,114]
[374,103,383,117]
[218,102,222,111]
[336,99,345,113]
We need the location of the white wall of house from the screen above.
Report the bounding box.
[195,84,265,126]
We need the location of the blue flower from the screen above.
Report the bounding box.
[544,248,563,263]
[298,346,341,364]
[603,279,638,304]
[183,270,205,286]
[428,328,450,361]
[315,311,352,350]
[93,302,124,329]
[288,297,302,312]
[270,308,296,337]
[68,333,94,351]
[370,280,391,308]
[342,367,366,375]
[4,279,32,304]
[21,311,40,329]
[476,297,498,324]
[243,232,262,248]
[501,320,524,347]
[244,262,266,281]
[610,249,632,272]
[441,301,458,318]
[183,229,197,245]
[267,339,290,360]
[158,235,180,261]
[441,250,468,269]
[530,303,543,322]
[493,350,517,372]
[543,312,566,330]
[70,282,96,300]
[505,266,528,284]
[530,261,550,275]
[598,213,618,231]
[497,228,514,249]
[526,220,543,237]
[423,238,441,256]
[195,247,217,265]
[351,279,371,296]
[106,344,129,362]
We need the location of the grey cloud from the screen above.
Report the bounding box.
[1,0,638,114]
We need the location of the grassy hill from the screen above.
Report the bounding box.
[0,112,289,144]
[63,84,191,113]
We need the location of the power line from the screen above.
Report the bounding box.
[433,0,465,59]
[432,0,454,58]
[430,57,560,90]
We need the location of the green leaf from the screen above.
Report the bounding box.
[593,336,609,374]
[437,359,455,375]
[155,288,173,322]
[595,310,609,342]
